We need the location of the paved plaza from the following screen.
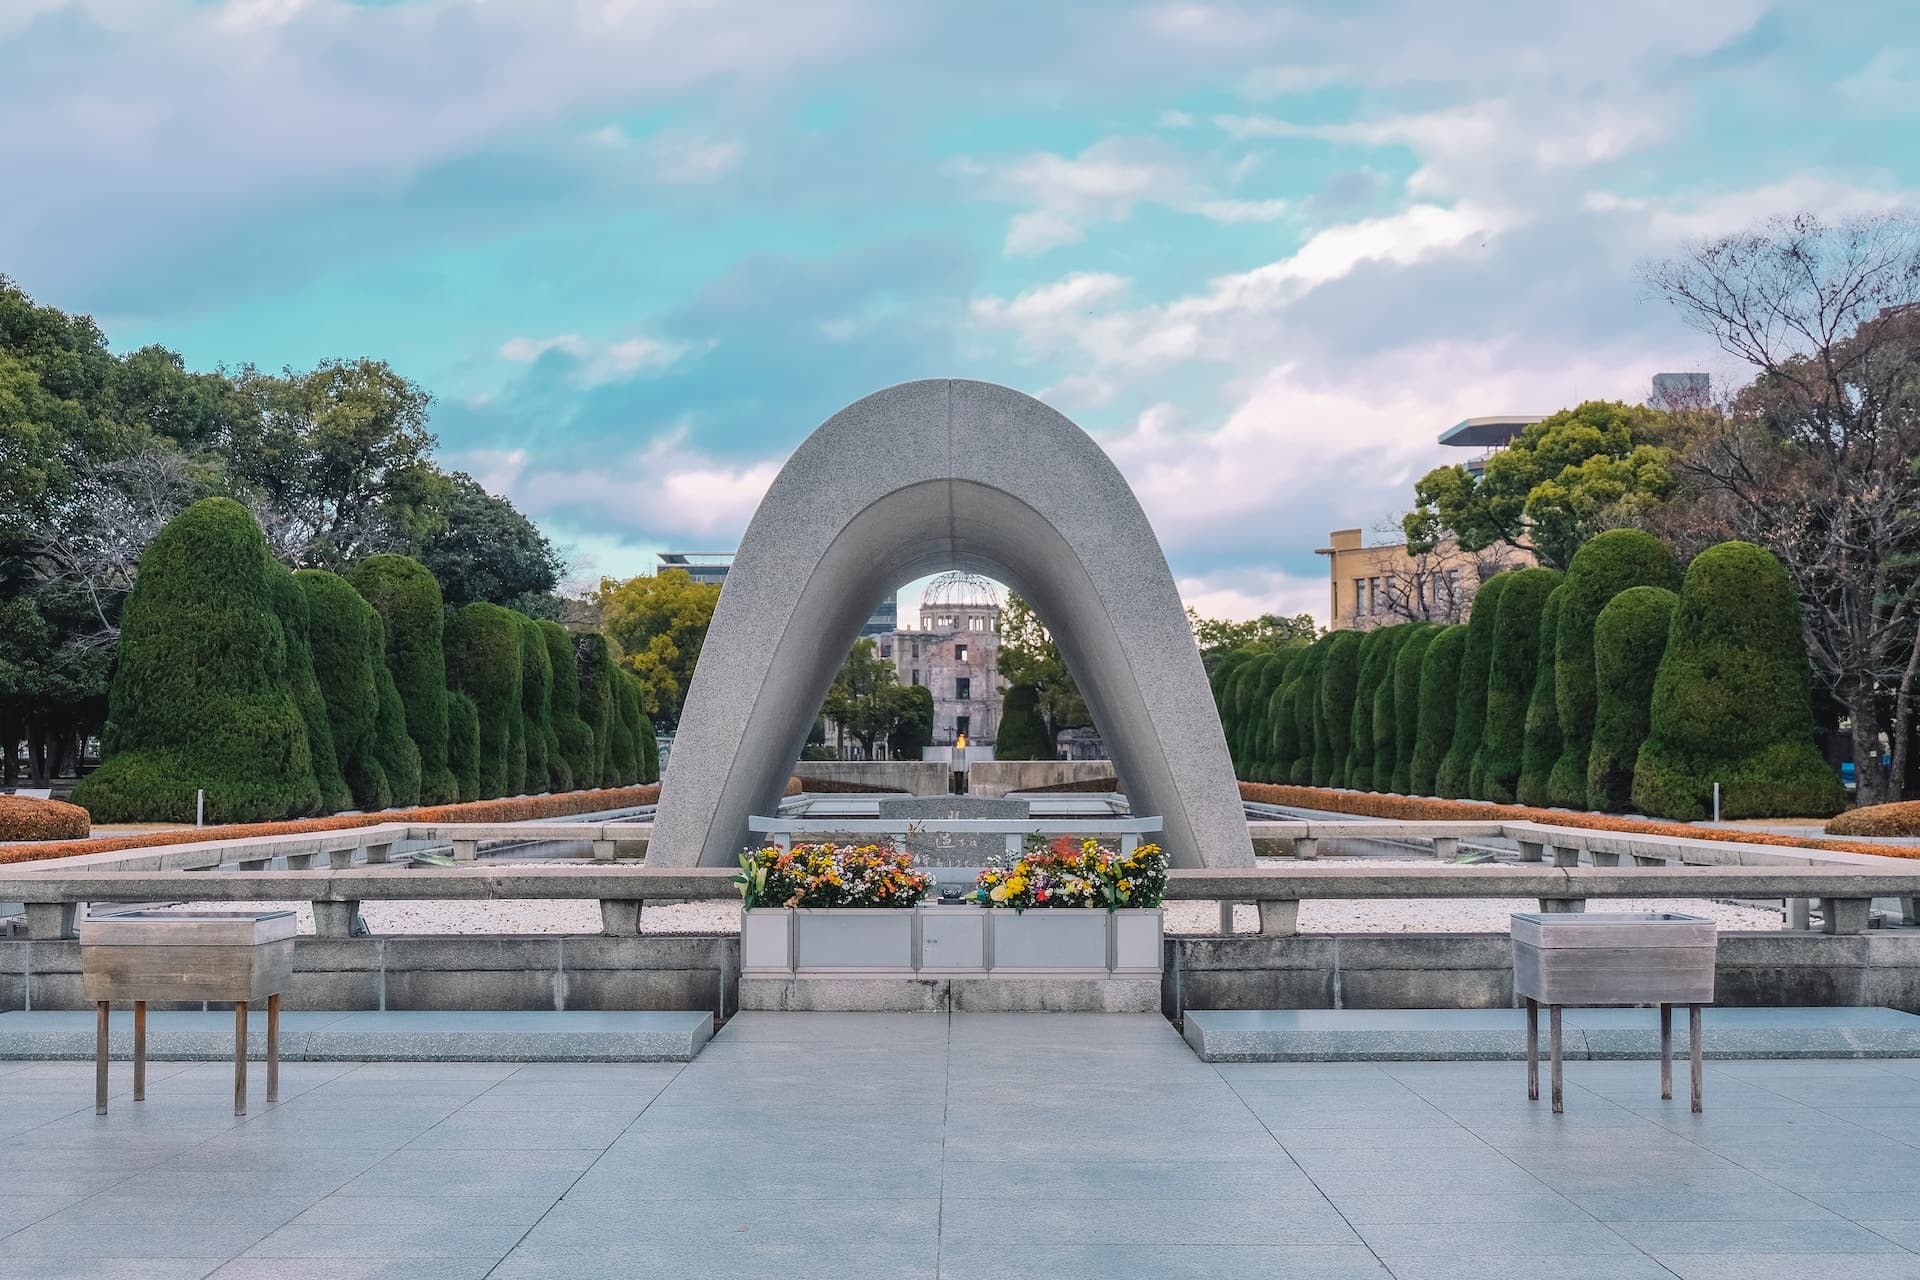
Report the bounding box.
[1,1013,1918,1278]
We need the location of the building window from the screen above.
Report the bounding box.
[1354,577,1366,616]
[956,714,971,738]
[970,616,986,631]
[879,640,892,658]
[956,676,971,700]
[1446,569,1461,600]
[1369,577,1382,615]
[955,643,967,662]
[911,669,921,687]
[937,615,955,630]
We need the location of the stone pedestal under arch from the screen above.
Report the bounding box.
[649,379,1253,869]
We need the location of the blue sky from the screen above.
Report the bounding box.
[6,0,1918,623]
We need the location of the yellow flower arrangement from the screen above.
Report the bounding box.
[970,835,1167,912]
[734,842,934,909]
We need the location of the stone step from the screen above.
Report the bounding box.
[0,1008,713,1062]
[1182,1005,1920,1062]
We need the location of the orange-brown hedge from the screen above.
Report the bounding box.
[1,784,663,866]
[0,796,91,843]
[1240,782,1920,861]
[1826,802,1920,838]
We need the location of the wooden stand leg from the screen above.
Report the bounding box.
[1549,1004,1564,1115]
[134,1001,147,1103]
[95,1002,110,1116]
[1659,1003,1673,1101]
[1689,1004,1704,1114]
[233,1001,248,1117]
[266,994,281,1105]
[1526,998,1539,1101]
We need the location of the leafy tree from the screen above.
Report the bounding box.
[1364,625,1418,793]
[1473,567,1563,804]
[1437,571,1514,798]
[298,569,388,812]
[1389,624,1438,793]
[1517,585,1567,806]
[998,592,1091,744]
[1404,400,1680,570]
[1410,625,1467,795]
[1646,213,1920,803]
[1347,628,1400,791]
[226,358,437,568]
[998,683,1054,760]
[349,555,459,804]
[539,620,586,791]
[1548,530,1679,808]
[821,637,934,759]
[1633,542,1846,819]
[365,611,422,807]
[1589,585,1678,812]
[596,567,721,729]
[1316,631,1364,787]
[414,471,565,616]
[1190,608,1317,670]
[72,499,320,823]
[444,602,523,799]
[269,565,350,813]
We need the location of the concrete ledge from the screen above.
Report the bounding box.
[0,1009,713,1062]
[740,975,1160,1013]
[1181,1006,1920,1062]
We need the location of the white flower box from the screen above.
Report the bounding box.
[740,906,1163,977]
[792,907,915,975]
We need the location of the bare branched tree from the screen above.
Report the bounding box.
[1364,522,1526,627]
[1645,213,1920,803]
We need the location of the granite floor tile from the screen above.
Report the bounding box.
[935,1242,1391,1280]
[1327,1192,1588,1225]
[1568,1190,1840,1222]
[240,1221,530,1259]
[1609,1218,1907,1253]
[937,1157,1315,1200]
[1354,1219,1638,1257]
[1860,1221,1920,1250]
[2,1220,285,1259]
[286,1195,556,1229]
[0,1261,224,1280]
[940,1196,1359,1247]
[205,1260,501,1280]
[0,1194,82,1235]
[1651,1255,1920,1280]
[1378,1256,1681,1280]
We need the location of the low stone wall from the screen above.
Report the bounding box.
[7,930,1917,1021]
[1165,932,1920,1018]
[967,760,1117,797]
[2,934,740,1019]
[792,761,950,795]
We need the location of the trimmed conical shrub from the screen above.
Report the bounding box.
[446,690,481,802]
[1437,572,1514,799]
[1288,640,1330,783]
[998,684,1054,760]
[1517,584,1567,807]
[1633,542,1845,820]
[1549,530,1678,807]
[1317,631,1364,787]
[445,602,523,800]
[1410,624,1467,796]
[350,555,459,805]
[1390,625,1438,794]
[540,620,592,787]
[366,612,422,807]
[1473,568,1563,804]
[1267,674,1298,783]
[297,569,387,812]
[1348,627,1400,792]
[575,632,617,787]
[1246,651,1295,781]
[1589,585,1677,812]
[1365,626,1417,794]
[73,498,321,823]
[637,702,658,783]
[270,564,351,814]
[514,612,555,794]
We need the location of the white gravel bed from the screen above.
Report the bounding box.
[167,857,1783,935]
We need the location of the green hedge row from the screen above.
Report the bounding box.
[1215,533,1843,821]
[74,499,657,823]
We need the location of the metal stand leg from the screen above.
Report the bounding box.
[1549,1004,1564,1114]
[233,1002,248,1117]
[1659,1004,1672,1101]
[95,1002,110,1116]
[1689,1005,1703,1114]
[134,1001,147,1103]
[1525,998,1539,1101]
[266,993,280,1105]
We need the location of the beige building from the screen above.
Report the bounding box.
[1318,413,1541,631]
[1317,529,1531,631]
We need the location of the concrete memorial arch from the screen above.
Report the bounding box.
[649,379,1254,870]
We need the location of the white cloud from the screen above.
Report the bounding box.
[1178,569,1327,625]
[589,124,745,182]
[457,426,782,543]
[496,332,697,386]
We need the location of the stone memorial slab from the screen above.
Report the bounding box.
[878,796,1027,867]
